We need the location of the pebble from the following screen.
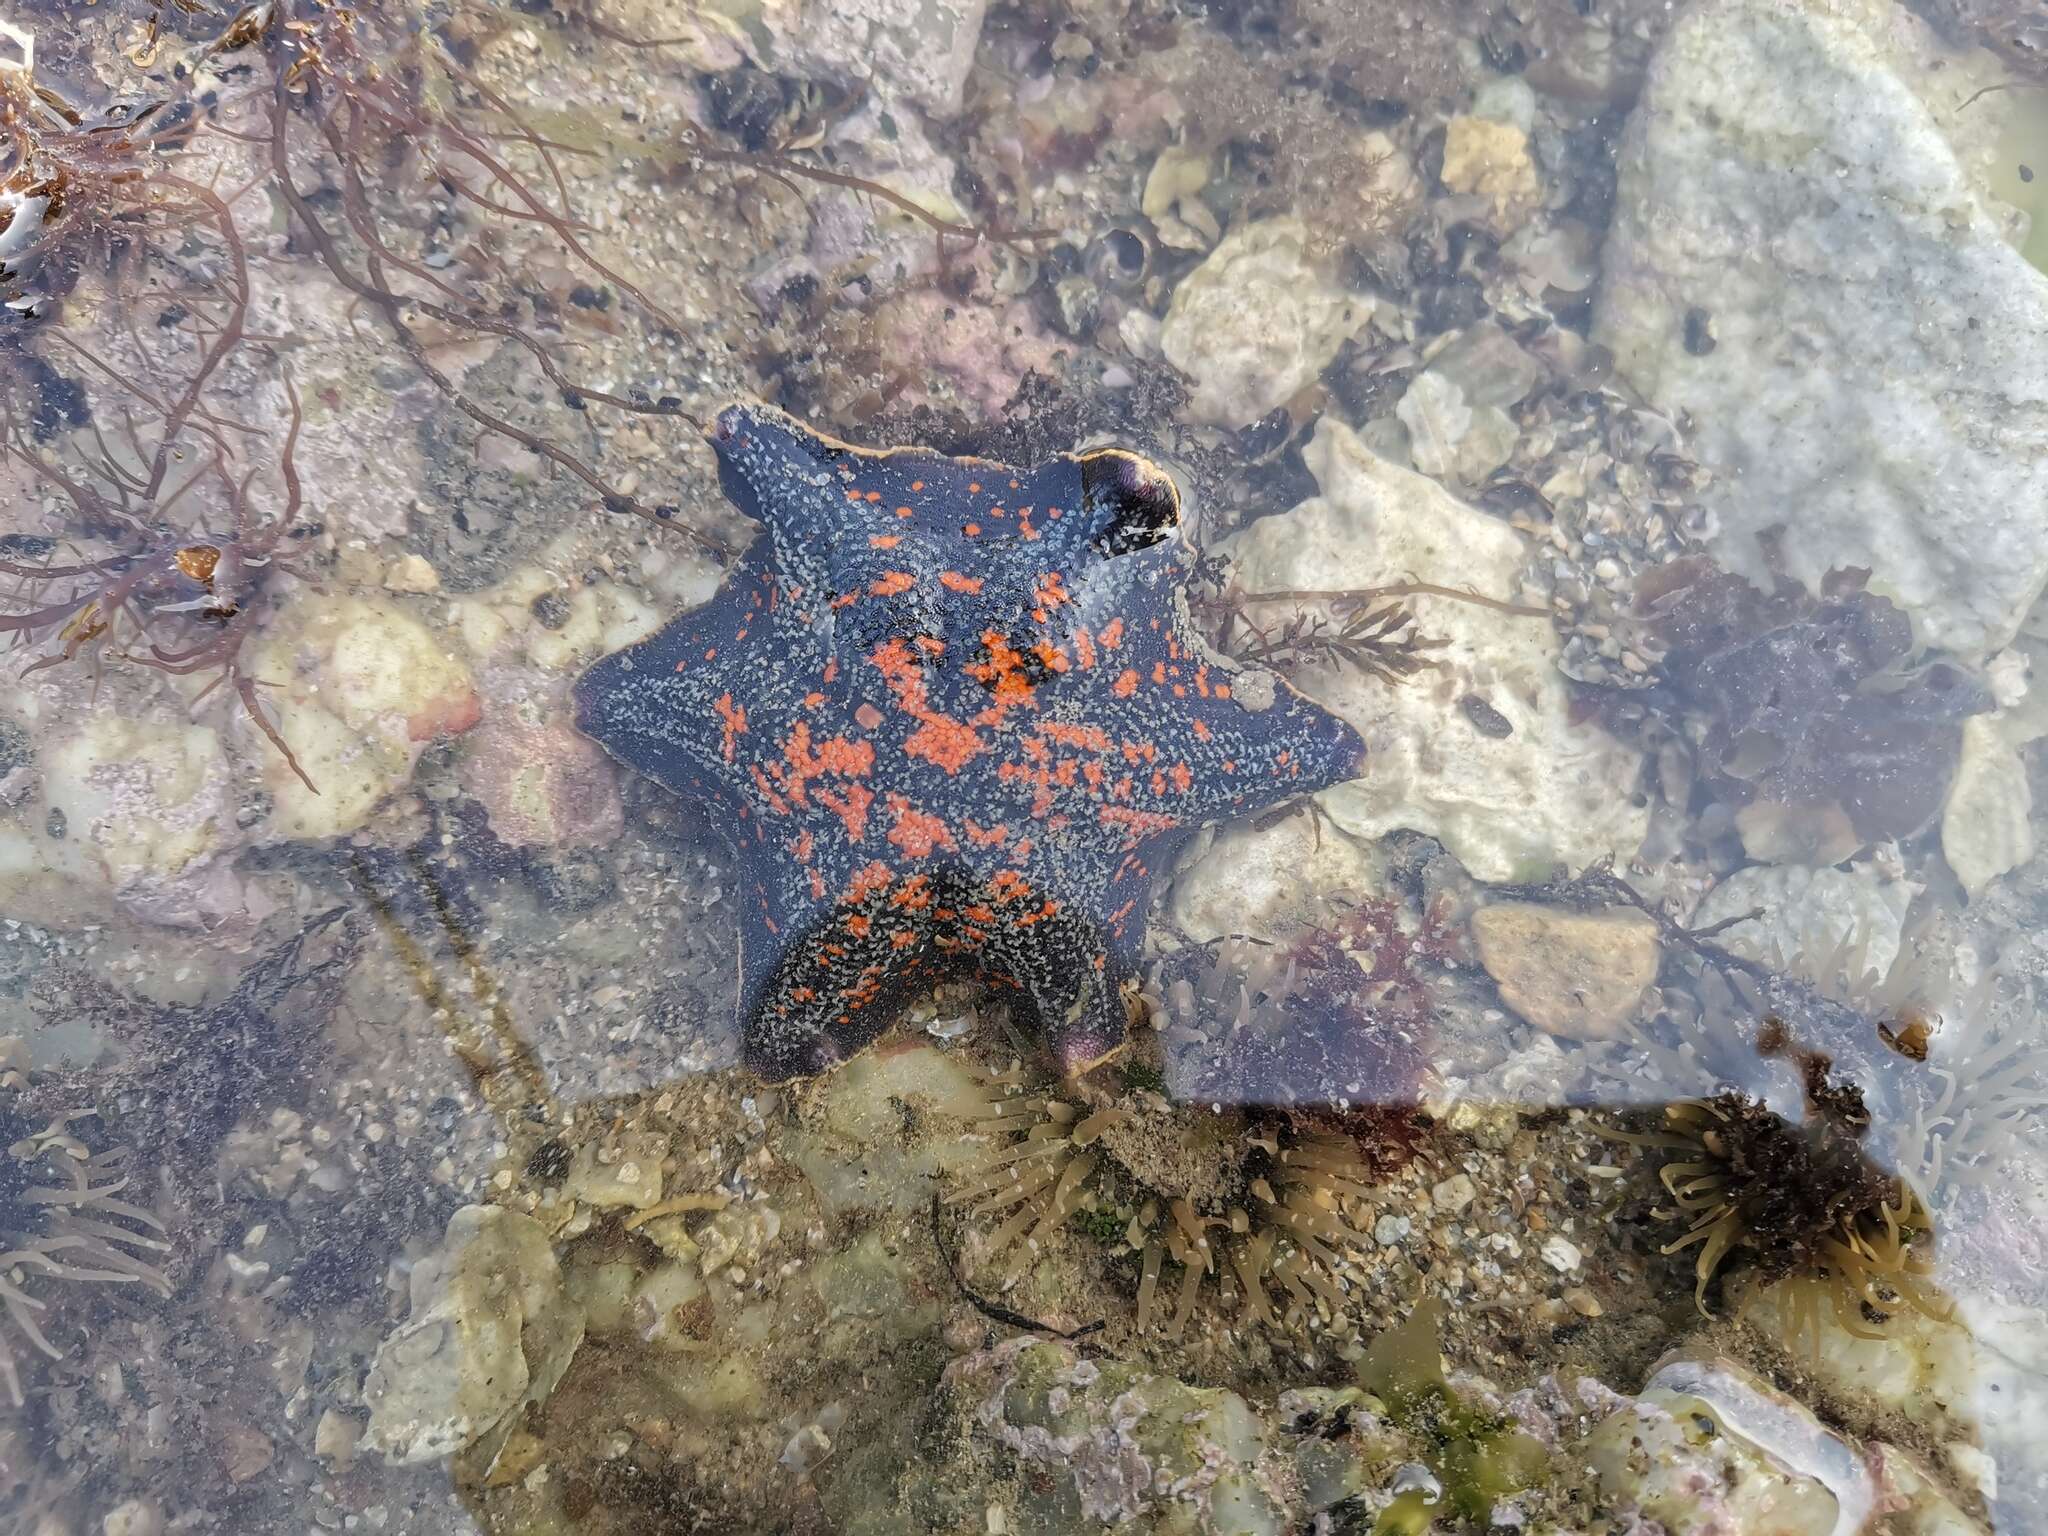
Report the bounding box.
[1541,1235,1583,1273]
[1431,1174,1478,1213]
[1374,1213,1412,1246]
[314,1408,362,1467]
[101,1504,162,1536]
[382,553,441,594]
[943,1305,987,1354]
[1472,902,1662,1041]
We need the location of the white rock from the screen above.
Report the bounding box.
[1398,369,1519,485]
[768,0,989,119]
[1739,1277,1979,1443]
[1873,1445,1994,1536]
[382,553,441,594]
[30,715,229,898]
[362,1206,583,1467]
[1159,218,1371,428]
[1168,811,1388,945]
[1540,1234,1582,1272]
[1432,1173,1477,1213]
[1216,418,1647,881]
[452,567,664,673]
[1690,862,1917,985]
[1942,715,2035,895]
[1596,0,2048,654]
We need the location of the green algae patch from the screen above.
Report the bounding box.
[1359,1301,1549,1524]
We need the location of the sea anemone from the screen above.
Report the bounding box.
[1606,1092,1947,1342]
[949,1068,1383,1341]
[1872,968,2048,1200]
[0,1040,172,1407]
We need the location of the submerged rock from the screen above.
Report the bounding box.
[1942,714,2036,896]
[1597,0,2048,654]
[1160,218,1372,428]
[1439,114,1542,230]
[1167,811,1389,945]
[1585,1355,1877,1536]
[945,1336,1287,1534]
[1472,901,1660,1042]
[2,713,231,917]
[362,1205,584,1468]
[1690,862,1917,986]
[1219,418,1647,881]
[242,591,481,842]
[458,708,624,850]
[766,0,988,119]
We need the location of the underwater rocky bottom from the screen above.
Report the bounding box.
[320,972,2009,1536]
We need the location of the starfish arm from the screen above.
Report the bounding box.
[977,675,1363,854]
[969,891,1136,1078]
[573,559,820,798]
[735,862,958,1080]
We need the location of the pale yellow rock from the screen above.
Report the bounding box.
[561,1131,668,1211]
[1472,901,1660,1040]
[259,701,413,842]
[1441,116,1542,226]
[1738,1275,1978,1440]
[795,1045,995,1214]
[449,565,663,672]
[1159,218,1371,427]
[1872,1444,1992,1536]
[382,553,441,594]
[242,591,479,840]
[632,1260,710,1351]
[1168,811,1388,945]
[37,715,227,888]
[1142,144,1213,220]
[362,1205,584,1467]
[313,1408,362,1467]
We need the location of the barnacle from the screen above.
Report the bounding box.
[0,1039,171,1407]
[1608,1092,1947,1342]
[949,1069,1381,1341]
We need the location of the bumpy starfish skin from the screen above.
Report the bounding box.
[574,403,1367,1081]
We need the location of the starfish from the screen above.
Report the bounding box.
[574,403,1367,1081]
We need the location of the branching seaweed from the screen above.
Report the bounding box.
[211,0,747,554]
[1193,569,1546,687]
[0,45,322,785]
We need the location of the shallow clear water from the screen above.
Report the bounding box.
[2,0,2046,1532]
